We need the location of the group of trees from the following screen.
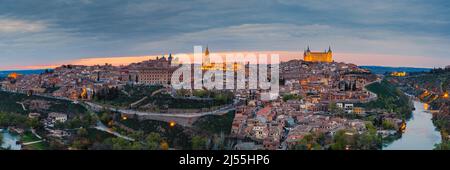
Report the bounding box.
[193,111,235,135]
[55,114,98,130]
[331,123,381,150]
[364,80,413,119]
[382,120,396,130]
[293,122,382,150]
[293,133,326,150]
[81,132,171,150]
[94,87,121,101]
[430,67,450,74]
[282,94,302,102]
[0,112,38,129]
[434,141,450,150]
[191,90,234,103]
[434,131,450,150]
[191,135,208,150]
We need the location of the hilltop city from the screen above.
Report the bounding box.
[0,47,448,150]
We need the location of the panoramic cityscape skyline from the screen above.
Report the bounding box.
[1,0,450,70]
[0,50,445,71]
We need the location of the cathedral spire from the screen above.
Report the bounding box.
[205,45,210,56]
[168,53,173,62]
[328,46,332,53]
[307,45,310,52]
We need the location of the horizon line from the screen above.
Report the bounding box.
[0,50,445,71]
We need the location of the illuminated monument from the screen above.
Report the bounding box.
[201,46,240,71]
[303,46,333,63]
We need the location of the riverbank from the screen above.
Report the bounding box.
[1,129,21,150]
[383,101,441,150]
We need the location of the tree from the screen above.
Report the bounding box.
[71,139,85,150]
[146,132,162,150]
[26,118,40,129]
[191,136,208,150]
[434,141,450,150]
[77,128,88,137]
[130,142,144,150]
[100,112,112,124]
[331,130,354,150]
[382,120,396,130]
[293,133,324,150]
[283,94,302,102]
[111,137,131,150]
[130,130,145,141]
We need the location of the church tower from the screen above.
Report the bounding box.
[168,53,173,65]
[204,45,211,64]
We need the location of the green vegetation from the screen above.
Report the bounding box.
[55,114,97,129]
[165,90,234,109]
[291,129,380,150]
[94,86,233,110]
[363,79,413,119]
[88,132,171,150]
[93,85,163,107]
[193,111,235,135]
[328,102,345,115]
[0,91,87,115]
[293,133,325,150]
[104,113,191,149]
[68,128,116,150]
[49,102,87,115]
[434,131,449,150]
[282,94,302,102]
[330,123,381,150]
[434,141,450,150]
[191,135,208,150]
[0,112,28,128]
[382,120,396,130]
[0,91,29,114]
[153,95,231,109]
[21,131,48,150]
[21,131,39,143]
[433,114,450,136]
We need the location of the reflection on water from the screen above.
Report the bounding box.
[423,103,429,111]
[1,129,22,150]
[383,101,441,150]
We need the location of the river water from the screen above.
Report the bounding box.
[383,101,442,150]
[1,129,22,150]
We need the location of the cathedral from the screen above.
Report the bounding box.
[201,46,240,71]
[303,46,333,63]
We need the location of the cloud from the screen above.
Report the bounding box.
[0,0,449,69]
[135,22,450,67]
[0,17,47,33]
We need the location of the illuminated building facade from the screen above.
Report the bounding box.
[391,72,407,77]
[303,46,333,63]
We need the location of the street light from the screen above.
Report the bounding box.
[169,121,176,128]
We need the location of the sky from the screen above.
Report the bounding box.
[0,0,449,70]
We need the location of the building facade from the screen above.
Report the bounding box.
[304,46,333,63]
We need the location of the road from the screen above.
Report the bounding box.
[363,79,380,102]
[94,122,135,141]
[22,140,44,146]
[85,100,238,118]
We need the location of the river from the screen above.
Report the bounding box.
[1,129,22,150]
[383,101,442,150]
